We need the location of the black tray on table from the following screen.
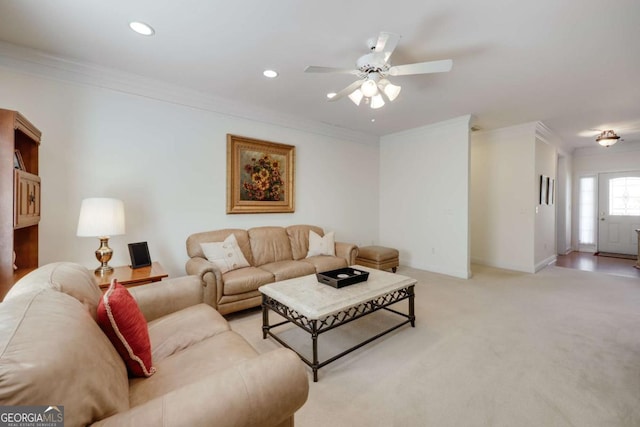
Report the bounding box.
[316,267,369,288]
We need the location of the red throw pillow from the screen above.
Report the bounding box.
[97,279,156,377]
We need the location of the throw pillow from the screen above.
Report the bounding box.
[200,233,250,274]
[306,230,336,257]
[97,279,156,377]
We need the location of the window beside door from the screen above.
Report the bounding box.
[579,175,596,246]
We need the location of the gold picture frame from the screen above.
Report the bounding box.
[227,134,295,214]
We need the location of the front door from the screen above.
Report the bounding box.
[597,171,640,255]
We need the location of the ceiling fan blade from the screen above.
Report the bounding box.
[305,66,359,75]
[374,32,401,63]
[388,59,453,76]
[328,79,365,101]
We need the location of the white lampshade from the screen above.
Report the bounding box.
[370,94,385,109]
[77,198,125,237]
[379,79,402,101]
[348,89,364,106]
[361,79,379,97]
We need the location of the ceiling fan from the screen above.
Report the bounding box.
[304,31,453,109]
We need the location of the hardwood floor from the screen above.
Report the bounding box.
[554,251,640,279]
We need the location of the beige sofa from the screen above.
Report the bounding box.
[0,262,308,427]
[186,225,358,315]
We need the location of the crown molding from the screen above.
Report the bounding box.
[0,41,379,146]
[535,122,572,157]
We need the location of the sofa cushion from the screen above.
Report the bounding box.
[186,229,254,266]
[301,255,348,273]
[129,330,259,407]
[148,303,231,362]
[5,262,102,320]
[259,260,316,281]
[223,266,274,296]
[307,230,336,257]
[200,233,250,274]
[286,224,324,260]
[248,226,293,266]
[0,289,129,426]
[97,280,156,378]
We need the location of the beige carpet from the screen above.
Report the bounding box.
[227,265,640,427]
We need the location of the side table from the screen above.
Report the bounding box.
[96,261,168,290]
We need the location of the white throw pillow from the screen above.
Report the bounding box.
[306,230,335,258]
[200,234,250,274]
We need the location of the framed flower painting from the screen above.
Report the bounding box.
[227,134,295,214]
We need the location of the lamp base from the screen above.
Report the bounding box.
[95,265,114,275]
[95,237,114,275]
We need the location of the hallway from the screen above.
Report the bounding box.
[554,251,640,279]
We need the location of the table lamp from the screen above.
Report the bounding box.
[77,198,125,274]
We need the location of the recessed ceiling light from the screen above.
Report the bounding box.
[129,21,155,36]
[327,92,337,99]
[371,118,376,122]
[263,69,278,78]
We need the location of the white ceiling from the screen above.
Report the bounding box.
[0,0,639,150]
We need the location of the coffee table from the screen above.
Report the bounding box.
[259,266,416,382]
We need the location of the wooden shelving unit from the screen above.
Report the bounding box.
[0,109,41,299]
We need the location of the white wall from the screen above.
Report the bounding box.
[379,116,472,279]
[534,137,557,270]
[0,67,380,277]
[470,123,535,272]
[571,141,640,251]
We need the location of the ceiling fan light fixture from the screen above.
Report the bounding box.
[361,79,379,97]
[378,79,401,101]
[348,89,364,106]
[370,94,385,109]
[596,130,620,147]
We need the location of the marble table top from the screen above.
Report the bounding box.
[259,265,417,320]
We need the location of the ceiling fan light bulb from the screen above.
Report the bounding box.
[370,94,385,109]
[361,79,379,97]
[348,89,364,106]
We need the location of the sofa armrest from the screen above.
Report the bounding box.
[335,241,359,265]
[185,257,222,310]
[127,276,206,322]
[90,348,309,427]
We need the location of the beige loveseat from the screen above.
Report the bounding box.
[0,262,308,427]
[186,225,358,315]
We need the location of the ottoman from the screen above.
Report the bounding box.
[356,246,399,273]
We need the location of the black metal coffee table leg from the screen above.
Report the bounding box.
[262,295,269,339]
[409,285,415,327]
[311,320,319,382]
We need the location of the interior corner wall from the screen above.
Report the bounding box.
[379,116,472,279]
[534,138,557,270]
[0,67,380,277]
[470,124,536,272]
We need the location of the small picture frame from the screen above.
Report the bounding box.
[128,242,152,269]
[539,175,547,205]
[14,150,25,170]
